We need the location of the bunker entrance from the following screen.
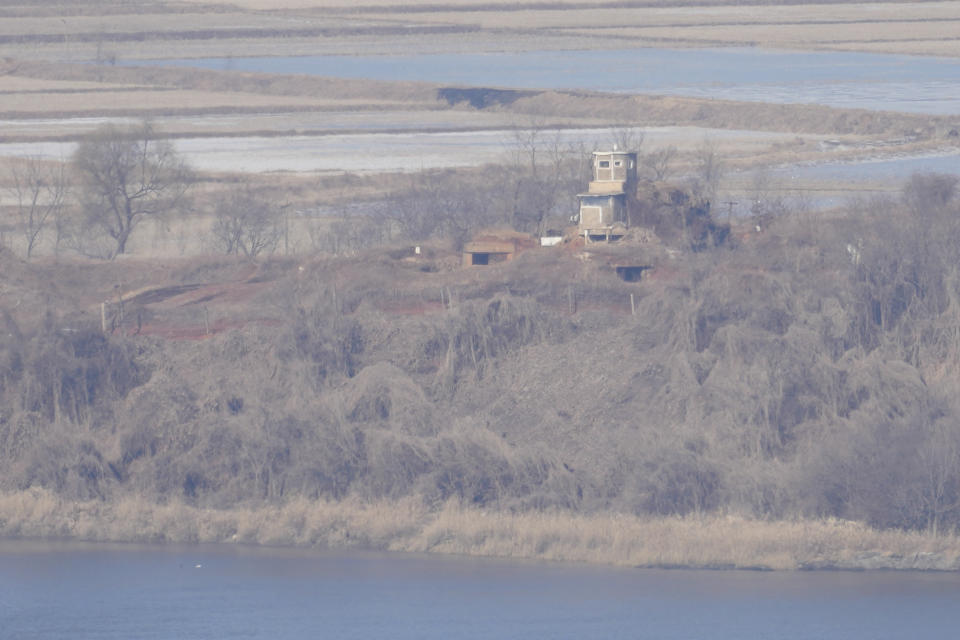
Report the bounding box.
[615,266,651,282]
[471,252,510,265]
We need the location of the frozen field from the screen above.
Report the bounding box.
[0,126,806,174]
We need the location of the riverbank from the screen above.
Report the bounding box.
[3,489,958,571]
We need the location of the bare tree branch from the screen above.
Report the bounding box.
[4,156,69,259]
[211,185,281,257]
[72,121,192,258]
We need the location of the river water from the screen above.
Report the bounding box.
[3,540,960,639]
[137,48,960,115]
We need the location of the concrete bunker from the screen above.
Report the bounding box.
[461,231,538,267]
[464,242,514,265]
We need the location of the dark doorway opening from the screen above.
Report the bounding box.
[616,265,651,282]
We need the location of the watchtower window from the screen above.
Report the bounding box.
[614,161,622,167]
[599,161,610,168]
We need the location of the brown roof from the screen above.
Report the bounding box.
[463,241,516,254]
[465,229,538,252]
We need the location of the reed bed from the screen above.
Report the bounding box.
[2,488,958,571]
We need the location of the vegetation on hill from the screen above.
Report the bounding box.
[2,169,960,567]
[4,0,960,572]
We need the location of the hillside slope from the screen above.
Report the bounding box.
[4,186,960,546]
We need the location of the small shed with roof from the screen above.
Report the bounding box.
[462,230,538,266]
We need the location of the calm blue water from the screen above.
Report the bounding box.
[131,48,960,114]
[3,541,960,639]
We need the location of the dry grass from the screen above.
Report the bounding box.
[826,39,960,57]
[175,0,956,12]
[411,506,960,570]
[513,91,950,139]
[2,0,959,60]
[0,76,129,92]
[3,488,959,570]
[586,21,960,51]
[9,61,442,103]
[0,88,349,116]
[364,3,960,30]
[0,12,306,38]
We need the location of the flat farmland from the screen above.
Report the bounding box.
[0,82,379,119]
[1,0,958,260]
[1,1,959,59]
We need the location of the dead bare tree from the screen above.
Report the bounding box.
[642,145,677,182]
[373,169,500,247]
[749,168,790,220]
[72,121,192,258]
[505,122,584,235]
[902,172,958,215]
[689,138,724,204]
[609,125,644,154]
[376,173,440,242]
[211,185,281,257]
[4,156,69,259]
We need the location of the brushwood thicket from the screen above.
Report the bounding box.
[2,173,960,534]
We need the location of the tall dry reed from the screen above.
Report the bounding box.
[2,489,959,570]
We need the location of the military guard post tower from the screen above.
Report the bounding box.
[577,148,637,243]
